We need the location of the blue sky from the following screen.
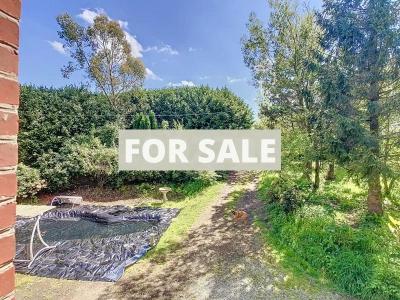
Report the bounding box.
[19,0,321,114]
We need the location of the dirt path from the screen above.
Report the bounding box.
[98,173,347,300]
[16,173,348,300]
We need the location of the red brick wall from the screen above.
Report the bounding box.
[0,1,20,299]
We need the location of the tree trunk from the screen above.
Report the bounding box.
[313,160,320,190]
[367,171,382,213]
[325,163,336,181]
[366,76,383,214]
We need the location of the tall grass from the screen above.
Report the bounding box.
[258,173,400,299]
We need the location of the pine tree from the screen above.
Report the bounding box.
[319,0,400,214]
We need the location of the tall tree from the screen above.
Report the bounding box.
[319,0,400,214]
[242,0,324,184]
[56,13,146,113]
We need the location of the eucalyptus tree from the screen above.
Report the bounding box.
[319,0,400,214]
[242,0,324,186]
[56,13,146,114]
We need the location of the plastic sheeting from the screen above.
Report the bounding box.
[15,205,179,282]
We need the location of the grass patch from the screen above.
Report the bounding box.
[142,183,225,263]
[258,172,400,299]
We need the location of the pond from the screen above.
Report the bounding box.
[15,205,179,281]
[16,218,158,243]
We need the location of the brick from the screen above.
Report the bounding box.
[0,46,18,75]
[0,18,19,48]
[0,202,15,230]
[0,173,16,197]
[0,234,15,265]
[0,111,18,136]
[0,143,17,167]
[0,78,19,105]
[0,2,19,297]
[0,0,22,20]
[0,265,15,297]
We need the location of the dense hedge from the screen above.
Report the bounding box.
[18,85,253,195]
[19,86,117,165]
[142,87,253,129]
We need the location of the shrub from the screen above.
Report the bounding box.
[17,163,46,199]
[72,138,118,186]
[91,122,119,147]
[37,148,82,191]
[196,171,220,185]
[161,120,169,129]
[37,137,118,191]
[267,175,310,213]
[174,172,219,197]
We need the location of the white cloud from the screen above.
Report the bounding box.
[167,80,196,87]
[188,47,197,52]
[199,75,209,80]
[146,68,162,81]
[227,76,247,84]
[77,8,143,58]
[77,8,106,24]
[145,44,179,56]
[124,32,143,58]
[118,20,129,30]
[48,41,67,55]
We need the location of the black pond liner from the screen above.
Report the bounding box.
[15,205,179,282]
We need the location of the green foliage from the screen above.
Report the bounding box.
[245,0,400,213]
[266,174,309,213]
[258,173,400,299]
[132,110,159,129]
[172,119,183,130]
[19,85,117,165]
[37,137,117,191]
[242,0,328,189]
[160,120,169,129]
[129,86,253,129]
[71,138,118,186]
[281,129,312,173]
[91,122,119,147]
[148,111,158,129]
[18,85,252,194]
[388,215,400,242]
[318,0,400,213]
[132,112,152,129]
[176,171,220,197]
[17,163,46,199]
[242,1,323,118]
